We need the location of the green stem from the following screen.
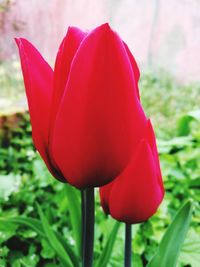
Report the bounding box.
[82,188,94,267]
[81,190,86,259]
[124,223,132,267]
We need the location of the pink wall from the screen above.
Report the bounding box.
[1,0,200,83]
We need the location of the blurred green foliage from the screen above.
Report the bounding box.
[0,61,25,115]
[0,65,200,266]
[140,70,200,138]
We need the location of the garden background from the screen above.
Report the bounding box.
[0,0,200,266]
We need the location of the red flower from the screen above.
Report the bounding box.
[16,23,154,191]
[100,120,164,224]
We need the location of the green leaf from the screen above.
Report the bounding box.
[179,229,200,267]
[132,253,143,267]
[177,110,200,136]
[20,261,33,267]
[56,232,80,267]
[20,255,39,267]
[177,115,193,136]
[147,201,193,267]
[65,184,81,257]
[95,221,120,267]
[41,238,56,259]
[190,177,200,188]
[0,216,79,267]
[0,173,20,200]
[158,136,193,154]
[0,218,18,243]
[188,109,200,121]
[0,217,45,236]
[36,203,73,267]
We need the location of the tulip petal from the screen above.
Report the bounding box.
[123,42,140,100]
[48,27,86,175]
[99,179,114,214]
[146,120,164,193]
[101,139,164,224]
[51,23,147,188]
[51,27,87,122]
[15,38,64,181]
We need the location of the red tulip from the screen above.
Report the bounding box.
[16,23,148,189]
[100,120,164,224]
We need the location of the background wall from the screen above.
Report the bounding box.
[0,0,200,83]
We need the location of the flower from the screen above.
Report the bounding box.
[16,23,149,189]
[100,120,164,224]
